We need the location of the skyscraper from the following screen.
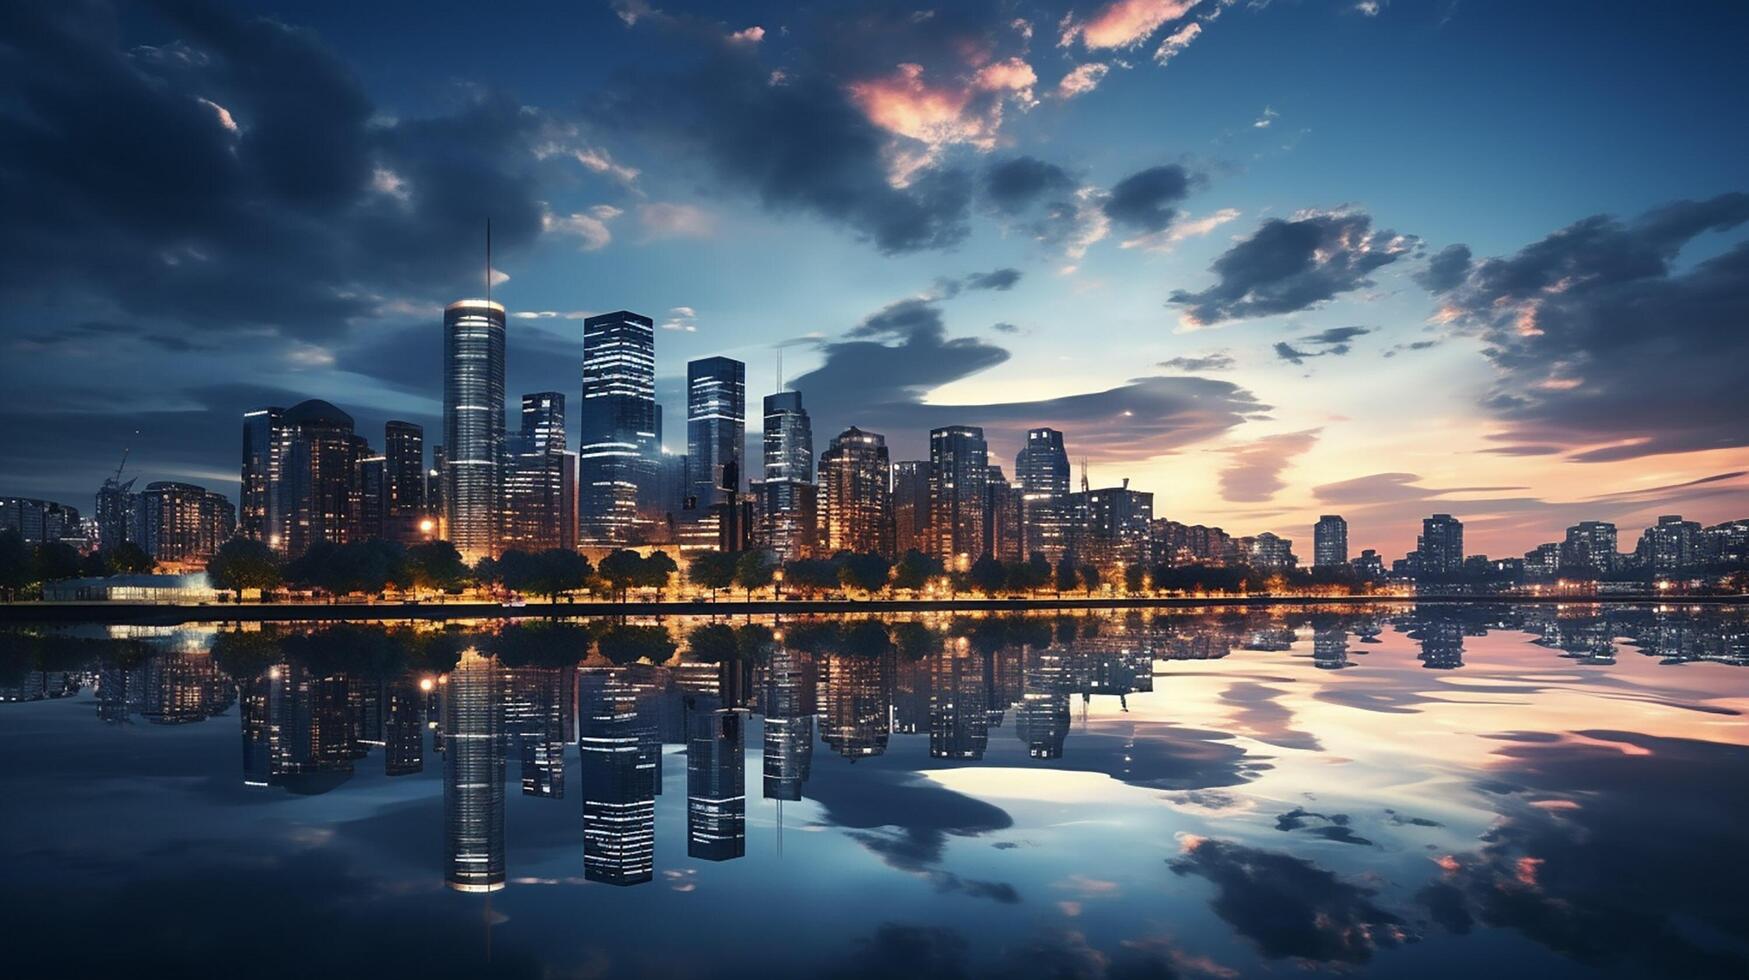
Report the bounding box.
[891,460,930,556]
[687,356,746,508]
[1417,514,1464,577]
[442,648,505,893]
[758,390,816,559]
[983,465,1024,561]
[1560,520,1617,574]
[383,420,426,543]
[580,311,657,543]
[1014,427,1070,562]
[818,427,893,556]
[240,407,289,547]
[685,695,747,862]
[504,392,576,551]
[761,644,814,801]
[137,481,235,564]
[443,299,507,560]
[1068,482,1153,565]
[929,426,988,563]
[1313,515,1348,568]
[279,399,364,558]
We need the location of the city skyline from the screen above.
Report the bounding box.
[3,1,1747,563]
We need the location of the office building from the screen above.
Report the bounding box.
[443,299,507,560]
[1014,427,1071,563]
[685,695,747,861]
[240,407,290,546]
[1638,515,1703,571]
[382,421,426,543]
[1313,515,1348,568]
[891,460,930,556]
[0,497,83,546]
[758,390,816,559]
[686,356,746,509]
[279,399,365,558]
[579,311,658,543]
[928,425,988,563]
[504,392,576,551]
[1068,482,1153,565]
[1560,521,1617,574]
[1246,531,1296,570]
[983,465,1024,561]
[579,669,657,886]
[819,427,893,556]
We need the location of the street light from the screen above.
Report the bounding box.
[773,567,785,601]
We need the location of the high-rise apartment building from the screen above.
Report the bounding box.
[686,356,746,509]
[279,399,364,558]
[928,425,988,563]
[891,460,930,557]
[138,481,234,564]
[1417,514,1464,577]
[1313,515,1348,568]
[504,392,576,551]
[240,407,290,547]
[983,465,1024,561]
[1560,521,1617,574]
[579,311,657,543]
[1014,427,1070,563]
[818,427,893,556]
[382,420,426,543]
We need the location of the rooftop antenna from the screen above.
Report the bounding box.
[776,347,784,393]
[1080,458,1090,494]
[484,218,492,305]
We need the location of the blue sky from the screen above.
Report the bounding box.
[3,0,1746,558]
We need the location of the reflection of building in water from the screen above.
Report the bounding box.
[141,650,229,724]
[1242,628,1295,653]
[685,694,747,861]
[505,666,568,798]
[892,654,928,735]
[96,663,144,723]
[1410,618,1466,670]
[929,645,988,760]
[0,671,79,702]
[820,653,892,760]
[761,646,813,801]
[1164,631,1235,661]
[241,662,356,793]
[383,677,425,776]
[579,669,657,886]
[443,649,505,893]
[1312,628,1351,669]
[1015,645,1070,759]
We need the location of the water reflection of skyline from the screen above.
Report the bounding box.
[3,605,1748,978]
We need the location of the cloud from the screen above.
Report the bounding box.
[1415,243,1472,292]
[1121,207,1241,253]
[1153,21,1203,64]
[1171,210,1419,326]
[543,204,622,250]
[1432,193,1749,461]
[791,295,1269,464]
[1217,429,1319,502]
[984,156,1077,214]
[637,201,716,239]
[1062,0,1200,51]
[1272,326,1373,364]
[1169,837,1411,964]
[1057,62,1111,99]
[1102,165,1199,234]
[1252,106,1278,129]
[660,306,699,331]
[1159,352,1234,372]
[0,1,549,340]
[992,321,1022,334]
[964,267,1023,291]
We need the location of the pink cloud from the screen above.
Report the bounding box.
[1057,62,1111,99]
[1154,21,1203,64]
[1063,0,1198,51]
[848,58,1036,166]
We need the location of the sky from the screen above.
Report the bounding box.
[2,0,1746,561]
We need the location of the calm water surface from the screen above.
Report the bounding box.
[2,605,1746,979]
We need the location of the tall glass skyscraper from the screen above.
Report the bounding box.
[443,299,506,560]
[580,311,657,543]
[383,420,425,543]
[758,390,816,559]
[240,406,289,547]
[1313,515,1349,568]
[505,391,575,551]
[1014,427,1070,562]
[579,670,657,886]
[686,356,746,506]
[819,427,893,556]
[929,425,988,563]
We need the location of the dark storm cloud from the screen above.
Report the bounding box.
[1434,193,1749,461]
[1415,243,1472,292]
[1169,837,1411,964]
[1428,731,1749,977]
[790,296,1269,462]
[593,5,1017,253]
[1158,352,1235,372]
[1170,211,1418,325]
[1273,808,1374,846]
[983,156,1077,214]
[0,0,547,339]
[1101,164,1197,233]
[965,267,1023,291]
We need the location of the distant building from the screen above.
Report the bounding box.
[279,399,365,558]
[1417,514,1464,577]
[891,460,930,556]
[1350,548,1385,580]
[137,482,234,564]
[443,299,507,560]
[1069,483,1153,565]
[928,425,988,563]
[383,420,426,543]
[1014,427,1071,563]
[579,311,658,544]
[0,497,83,546]
[504,392,576,552]
[1523,542,1560,580]
[1704,518,1749,565]
[1313,515,1348,568]
[819,427,893,556]
[686,356,746,510]
[240,407,290,547]
[1247,531,1296,570]
[1560,521,1617,574]
[983,465,1024,561]
[1151,520,1231,566]
[1638,515,1702,571]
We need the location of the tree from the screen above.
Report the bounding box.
[638,550,678,599]
[688,550,736,600]
[33,541,83,583]
[206,538,282,601]
[596,549,641,601]
[734,623,775,663]
[969,555,1007,596]
[892,620,943,661]
[105,542,156,574]
[892,549,944,592]
[472,555,502,592]
[0,530,31,601]
[783,557,840,596]
[734,550,774,600]
[686,622,739,663]
[840,620,893,659]
[839,552,893,595]
[597,624,677,665]
[1055,556,1078,596]
[501,548,591,605]
[1124,562,1147,595]
[1078,563,1101,594]
[406,541,469,593]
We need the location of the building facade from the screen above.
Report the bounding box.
[891,460,930,557]
[1313,515,1348,568]
[686,356,746,510]
[818,427,893,556]
[758,390,816,559]
[1417,514,1464,577]
[504,392,577,552]
[1014,427,1071,563]
[928,426,988,563]
[579,311,658,544]
[443,299,507,559]
[138,482,234,564]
